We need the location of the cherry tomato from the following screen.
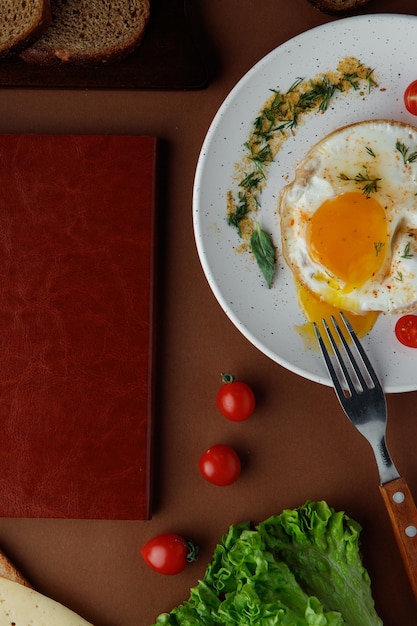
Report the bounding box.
[216,373,256,421]
[198,444,241,486]
[395,314,417,348]
[404,80,417,116]
[140,533,198,575]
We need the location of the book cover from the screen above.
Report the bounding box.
[0,134,157,519]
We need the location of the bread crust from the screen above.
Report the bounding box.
[0,548,31,587]
[0,1,52,58]
[306,0,370,15]
[21,0,150,66]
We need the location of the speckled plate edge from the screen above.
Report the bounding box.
[193,13,417,393]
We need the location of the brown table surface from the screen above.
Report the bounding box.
[1,1,417,625]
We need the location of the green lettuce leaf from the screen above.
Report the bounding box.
[258,501,382,626]
[152,501,382,626]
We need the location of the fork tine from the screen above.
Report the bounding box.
[322,318,358,396]
[338,312,382,391]
[312,320,352,398]
[329,315,369,392]
[313,313,380,398]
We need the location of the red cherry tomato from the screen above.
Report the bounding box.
[199,444,241,486]
[140,533,198,575]
[395,314,417,348]
[216,373,256,421]
[404,80,417,116]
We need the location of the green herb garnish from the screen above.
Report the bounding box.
[339,166,381,197]
[343,72,361,90]
[401,241,413,259]
[226,58,378,287]
[374,241,385,256]
[365,67,378,92]
[239,171,263,190]
[287,77,304,92]
[227,192,249,236]
[396,141,417,164]
[250,223,275,288]
[246,141,273,179]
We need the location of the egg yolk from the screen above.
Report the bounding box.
[296,191,386,345]
[307,191,388,290]
[296,281,379,348]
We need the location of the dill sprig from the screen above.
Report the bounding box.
[245,142,273,178]
[227,192,249,236]
[395,141,417,164]
[314,76,338,112]
[239,171,263,190]
[400,241,414,259]
[275,109,298,132]
[287,77,304,92]
[339,166,382,197]
[374,241,385,256]
[343,73,361,90]
[354,168,382,197]
[365,67,377,92]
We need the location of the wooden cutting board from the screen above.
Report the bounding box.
[0,0,208,90]
[0,134,157,520]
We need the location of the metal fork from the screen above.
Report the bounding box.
[314,313,417,600]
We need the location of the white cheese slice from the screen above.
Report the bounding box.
[0,576,93,625]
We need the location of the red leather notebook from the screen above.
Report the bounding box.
[0,134,157,520]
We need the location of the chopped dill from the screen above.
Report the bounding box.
[287,77,304,93]
[246,142,273,178]
[365,67,377,92]
[339,166,381,197]
[374,241,385,256]
[395,141,417,164]
[226,57,379,287]
[227,192,249,236]
[343,73,360,90]
[239,171,263,190]
[400,241,414,259]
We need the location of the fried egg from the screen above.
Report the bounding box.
[280,120,417,333]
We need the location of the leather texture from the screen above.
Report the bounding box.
[0,134,157,519]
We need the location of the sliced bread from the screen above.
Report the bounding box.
[21,0,150,65]
[0,548,30,587]
[306,0,370,14]
[0,0,51,58]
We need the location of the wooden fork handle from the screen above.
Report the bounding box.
[380,477,417,601]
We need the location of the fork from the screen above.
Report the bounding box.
[314,313,417,601]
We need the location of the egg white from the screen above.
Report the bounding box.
[280,120,417,314]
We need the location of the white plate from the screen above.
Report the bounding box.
[193,13,417,394]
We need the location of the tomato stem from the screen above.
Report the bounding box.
[220,372,235,384]
[186,541,199,563]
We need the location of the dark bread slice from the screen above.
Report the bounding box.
[21,0,150,65]
[0,0,52,58]
[306,0,370,14]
